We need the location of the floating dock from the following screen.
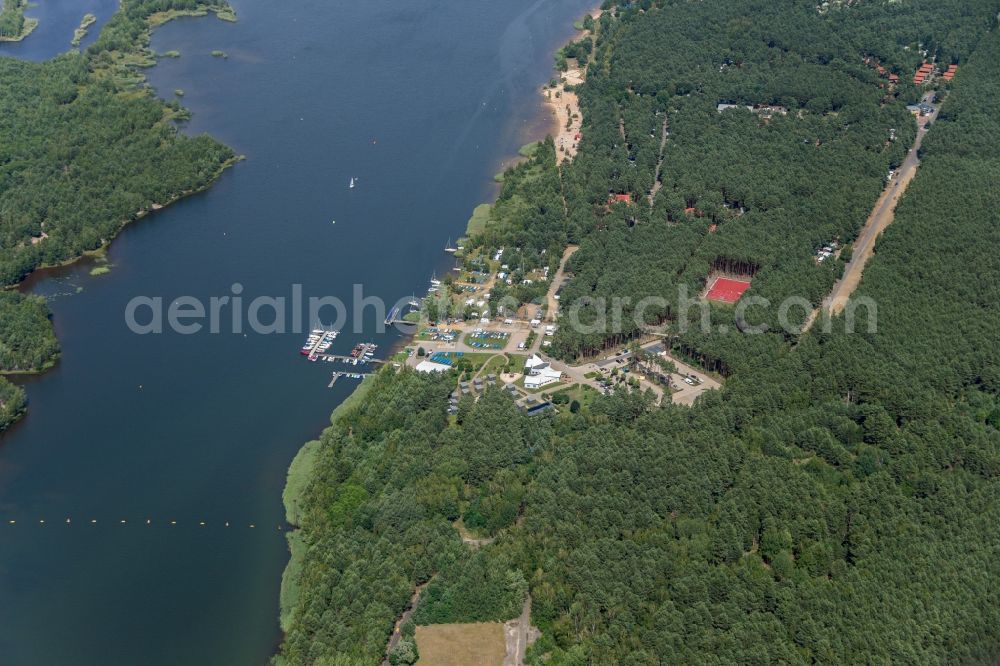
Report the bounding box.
[385,304,418,327]
[300,328,339,361]
[312,342,382,365]
[328,371,371,387]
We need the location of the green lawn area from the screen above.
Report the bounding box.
[460,352,499,372]
[519,141,541,158]
[389,348,412,363]
[549,383,601,411]
[465,203,492,236]
[477,354,511,377]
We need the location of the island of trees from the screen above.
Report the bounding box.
[0,0,237,431]
[278,0,1000,663]
[0,0,38,43]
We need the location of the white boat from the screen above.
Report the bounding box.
[349,177,356,189]
[444,237,457,253]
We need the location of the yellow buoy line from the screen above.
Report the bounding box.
[5,518,284,530]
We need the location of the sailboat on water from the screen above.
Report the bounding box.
[349,177,356,189]
[444,237,457,253]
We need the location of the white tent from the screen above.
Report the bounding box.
[415,360,451,374]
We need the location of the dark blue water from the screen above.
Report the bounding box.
[0,0,118,59]
[0,1,592,663]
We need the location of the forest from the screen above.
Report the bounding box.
[0,0,235,431]
[469,0,998,365]
[279,0,1000,664]
[0,0,33,41]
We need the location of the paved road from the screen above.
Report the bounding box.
[804,93,937,331]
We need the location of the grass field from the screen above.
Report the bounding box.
[466,203,492,236]
[550,383,601,410]
[415,623,506,666]
[477,354,509,378]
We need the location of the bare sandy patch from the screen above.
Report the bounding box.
[415,623,506,666]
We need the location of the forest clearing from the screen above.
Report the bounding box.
[414,623,506,665]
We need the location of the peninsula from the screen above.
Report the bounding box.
[0,0,238,431]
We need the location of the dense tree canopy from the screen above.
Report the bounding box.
[279,1,1000,664]
[0,0,235,430]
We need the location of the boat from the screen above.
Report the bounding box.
[349,177,356,189]
[429,273,441,286]
[444,237,457,253]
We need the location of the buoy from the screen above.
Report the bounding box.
[66,518,71,524]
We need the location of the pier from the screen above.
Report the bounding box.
[328,371,371,387]
[313,354,385,364]
[385,303,419,327]
[301,328,339,360]
[312,341,382,365]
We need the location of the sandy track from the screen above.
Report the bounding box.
[803,94,937,331]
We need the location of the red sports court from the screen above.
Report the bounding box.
[705,276,751,303]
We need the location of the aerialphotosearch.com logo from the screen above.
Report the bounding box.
[124,282,877,336]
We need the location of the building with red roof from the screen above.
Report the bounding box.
[610,193,632,205]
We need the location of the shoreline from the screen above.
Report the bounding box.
[14,155,243,294]
[274,2,603,654]
[541,6,602,164]
[0,3,241,434]
[0,0,38,43]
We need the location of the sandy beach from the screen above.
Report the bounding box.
[542,7,602,165]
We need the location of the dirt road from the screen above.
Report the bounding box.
[804,94,937,331]
[383,582,429,665]
[503,596,537,666]
[546,244,578,323]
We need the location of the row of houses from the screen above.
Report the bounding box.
[716,102,789,116]
[914,62,957,85]
[913,62,934,84]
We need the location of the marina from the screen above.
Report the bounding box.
[300,328,339,361]
[0,0,601,662]
[302,336,383,368]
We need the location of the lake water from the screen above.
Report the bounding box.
[0,0,592,663]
